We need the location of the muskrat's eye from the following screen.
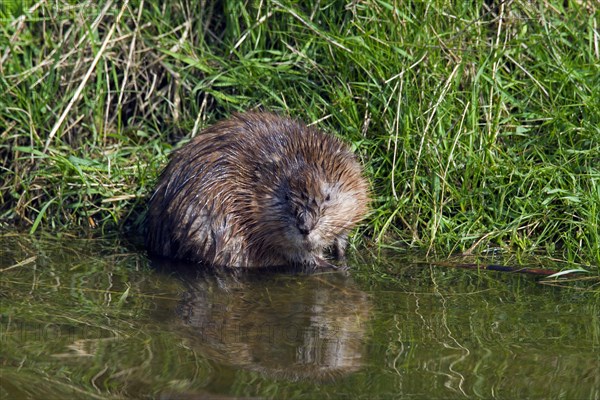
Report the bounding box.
[325,193,331,202]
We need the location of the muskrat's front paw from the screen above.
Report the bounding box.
[315,257,348,271]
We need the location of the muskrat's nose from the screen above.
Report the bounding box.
[297,212,314,236]
[298,226,310,236]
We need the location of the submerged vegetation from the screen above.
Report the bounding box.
[1,1,599,266]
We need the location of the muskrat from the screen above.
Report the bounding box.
[145,112,369,268]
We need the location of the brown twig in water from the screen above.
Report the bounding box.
[417,261,580,278]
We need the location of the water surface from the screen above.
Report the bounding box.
[1,233,598,399]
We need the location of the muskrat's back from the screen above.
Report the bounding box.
[145,112,369,268]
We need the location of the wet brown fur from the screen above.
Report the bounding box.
[145,112,369,268]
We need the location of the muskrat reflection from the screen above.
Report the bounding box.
[176,267,372,381]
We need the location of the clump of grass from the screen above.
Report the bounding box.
[1,1,598,266]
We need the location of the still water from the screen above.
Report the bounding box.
[1,233,598,399]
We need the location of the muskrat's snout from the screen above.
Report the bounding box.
[296,208,318,236]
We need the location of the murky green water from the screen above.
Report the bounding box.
[1,233,598,399]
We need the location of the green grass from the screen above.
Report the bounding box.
[1,0,599,267]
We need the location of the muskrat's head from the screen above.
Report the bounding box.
[254,162,368,264]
